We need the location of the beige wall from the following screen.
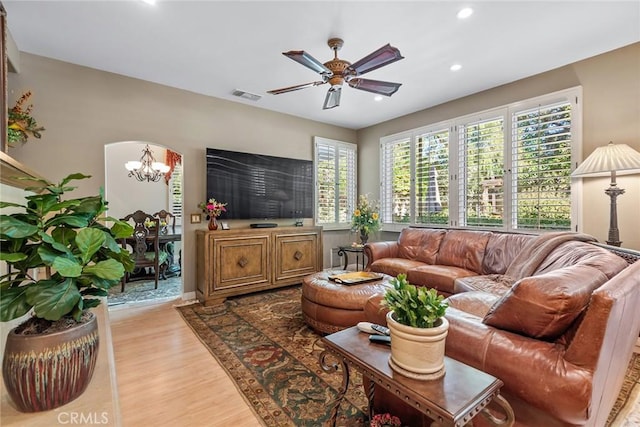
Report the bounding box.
[357,42,640,250]
[6,53,357,294]
[5,42,639,300]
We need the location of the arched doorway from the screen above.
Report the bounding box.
[104,141,184,305]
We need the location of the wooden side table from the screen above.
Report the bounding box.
[320,327,514,427]
[337,245,366,271]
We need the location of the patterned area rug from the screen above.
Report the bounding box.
[176,286,639,427]
[177,286,366,427]
[107,276,181,306]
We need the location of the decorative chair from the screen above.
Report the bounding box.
[120,210,168,292]
[152,209,176,235]
[153,209,180,277]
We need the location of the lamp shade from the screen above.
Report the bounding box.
[572,142,640,177]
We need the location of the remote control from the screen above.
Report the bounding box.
[357,322,376,334]
[369,335,391,345]
[371,324,390,336]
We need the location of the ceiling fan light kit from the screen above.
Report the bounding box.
[268,37,404,110]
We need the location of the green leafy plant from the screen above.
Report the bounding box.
[381,273,448,328]
[7,91,45,147]
[0,173,134,323]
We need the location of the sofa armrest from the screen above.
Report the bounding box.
[364,241,399,270]
[445,306,592,425]
[364,293,389,326]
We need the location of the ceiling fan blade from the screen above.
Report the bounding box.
[346,44,404,76]
[267,81,326,95]
[323,86,342,110]
[283,50,332,76]
[348,78,402,96]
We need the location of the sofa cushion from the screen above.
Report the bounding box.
[406,265,477,294]
[483,265,609,339]
[482,233,535,275]
[446,291,500,318]
[397,228,446,264]
[534,240,628,279]
[454,275,514,296]
[369,258,426,278]
[435,229,490,273]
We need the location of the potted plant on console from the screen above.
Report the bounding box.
[381,274,448,380]
[351,194,380,245]
[0,173,134,412]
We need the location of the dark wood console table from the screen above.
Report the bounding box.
[320,327,514,427]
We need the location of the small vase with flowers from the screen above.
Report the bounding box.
[199,198,227,231]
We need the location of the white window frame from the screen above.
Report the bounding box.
[314,136,357,230]
[379,87,582,232]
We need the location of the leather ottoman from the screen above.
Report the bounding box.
[301,270,392,334]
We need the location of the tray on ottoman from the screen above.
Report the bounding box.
[328,271,383,285]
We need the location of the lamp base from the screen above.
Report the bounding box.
[604,184,624,247]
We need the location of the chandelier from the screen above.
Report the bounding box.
[125,145,171,182]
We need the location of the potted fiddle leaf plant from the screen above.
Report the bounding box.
[0,172,134,412]
[381,273,449,380]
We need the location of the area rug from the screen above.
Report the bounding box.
[107,276,181,306]
[176,286,639,427]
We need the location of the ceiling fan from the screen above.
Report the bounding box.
[267,38,404,110]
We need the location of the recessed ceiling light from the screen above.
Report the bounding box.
[374,95,383,102]
[457,8,473,19]
[450,64,462,72]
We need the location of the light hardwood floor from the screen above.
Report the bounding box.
[110,298,639,427]
[109,299,262,426]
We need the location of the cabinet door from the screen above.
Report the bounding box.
[213,235,270,290]
[273,232,319,284]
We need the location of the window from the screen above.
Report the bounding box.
[168,162,183,225]
[511,101,573,230]
[458,116,504,227]
[415,128,449,225]
[380,88,580,232]
[380,134,411,224]
[314,137,357,229]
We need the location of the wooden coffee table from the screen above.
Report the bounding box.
[320,327,514,427]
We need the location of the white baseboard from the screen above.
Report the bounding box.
[182,291,196,301]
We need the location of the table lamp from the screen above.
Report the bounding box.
[571,142,640,246]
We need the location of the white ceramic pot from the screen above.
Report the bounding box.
[386,311,449,380]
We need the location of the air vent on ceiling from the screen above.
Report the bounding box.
[232,89,262,102]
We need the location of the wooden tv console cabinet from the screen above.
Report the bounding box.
[195,226,323,305]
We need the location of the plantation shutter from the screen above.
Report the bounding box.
[511,101,572,230]
[415,129,449,226]
[380,135,411,224]
[458,117,504,227]
[314,137,356,228]
[169,162,183,224]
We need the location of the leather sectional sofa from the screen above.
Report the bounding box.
[363,227,640,427]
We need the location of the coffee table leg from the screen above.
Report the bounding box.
[366,375,375,420]
[319,350,350,427]
[480,394,515,427]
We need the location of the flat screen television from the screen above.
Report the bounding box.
[206,148,314,220]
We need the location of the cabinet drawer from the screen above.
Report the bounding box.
[214,236,270,290]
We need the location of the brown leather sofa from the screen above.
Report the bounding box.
[363,227,640,427]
